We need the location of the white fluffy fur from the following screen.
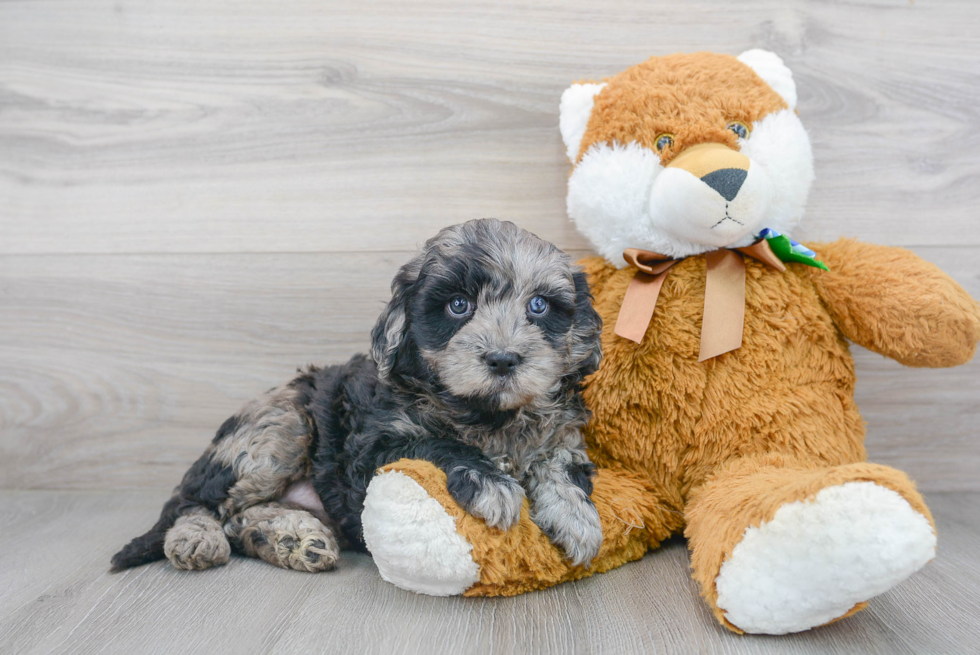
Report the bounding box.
[566,107,813,266]
[715,482,937,634]
[567,141,663,267]
[362,470,480,596]
[737,49,798,110]
[559,83,606,162]
[738,108,814,237]
[648,158,772,251]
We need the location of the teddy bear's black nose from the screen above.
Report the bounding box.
[485,351,522,376]
[701,168,748,202]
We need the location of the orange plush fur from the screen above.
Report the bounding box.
[378,52,980,632]
[578,52,786,165]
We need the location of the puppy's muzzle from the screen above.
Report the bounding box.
[484,351,522,377]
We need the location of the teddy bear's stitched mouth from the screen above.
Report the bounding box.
[711,205,745,229]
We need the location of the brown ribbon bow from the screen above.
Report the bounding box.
[613,241,786,361]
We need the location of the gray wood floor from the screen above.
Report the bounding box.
[1,490,978,655]
[2,0,979,653]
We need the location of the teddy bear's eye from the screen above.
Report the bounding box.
[727,121,750,139]
[654,134,674,152]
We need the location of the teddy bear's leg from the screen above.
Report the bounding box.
[684,454,937,635]
[362,458,683,597]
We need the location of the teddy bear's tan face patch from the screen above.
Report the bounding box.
[578,53,787,165]
[563,51,813,264]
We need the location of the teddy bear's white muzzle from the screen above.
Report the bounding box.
[648,161,772,249]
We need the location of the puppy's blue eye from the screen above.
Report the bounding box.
[447,296,471,317]
[527,296,549,316]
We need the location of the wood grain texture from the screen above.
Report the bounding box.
[1,0,979,254]
[1,248,977,492]
[0,490,977,655]
[1,1,979,652]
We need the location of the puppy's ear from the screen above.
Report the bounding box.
[568,270,603,380]
[370,258,421,380]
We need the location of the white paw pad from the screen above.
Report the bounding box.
[362,470,480,596]
[715,481,936,634]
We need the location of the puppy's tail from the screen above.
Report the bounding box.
[110,497,182,572]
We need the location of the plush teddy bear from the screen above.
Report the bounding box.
[358,50,980,635]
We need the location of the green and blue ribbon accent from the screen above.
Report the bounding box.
[758,228,829,271]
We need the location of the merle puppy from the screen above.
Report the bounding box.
[111,218,604,574]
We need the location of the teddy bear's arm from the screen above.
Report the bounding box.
[808,238,980,367]
[363,459,683,597]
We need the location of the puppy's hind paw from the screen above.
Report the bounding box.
[164,512,231,571]
[276,530,339,573]
[226,504,339,573]
[447,467,525,531]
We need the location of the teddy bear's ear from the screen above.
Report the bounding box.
[559,82,606,162]
[737,49,797,110]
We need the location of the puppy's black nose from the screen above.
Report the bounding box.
[485,351,521,376]
[701,168,747,202]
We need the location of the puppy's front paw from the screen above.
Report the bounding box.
[446,467,525,531]
[532,491,603,567]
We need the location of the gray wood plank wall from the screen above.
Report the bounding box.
[2,0,978,497]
